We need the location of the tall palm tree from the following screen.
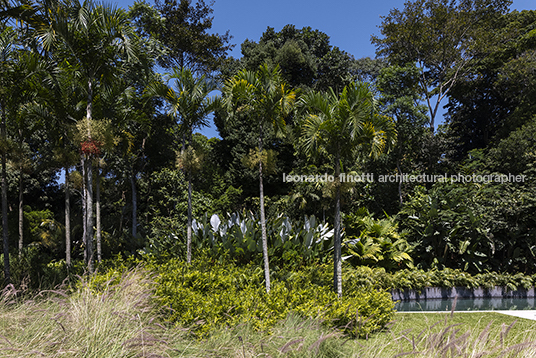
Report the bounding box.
[148,67,218,264]
[37,0,138,272]
[25,59,84,268]
[0,25,37,281]
[113,85,151,253]
[223,64,296,293]
[10,50,41,259]
[299,83,396,297]
[0,26,16,283]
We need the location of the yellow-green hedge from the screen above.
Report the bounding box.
[150,258,395,338]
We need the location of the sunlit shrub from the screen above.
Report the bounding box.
[149,258,395,338]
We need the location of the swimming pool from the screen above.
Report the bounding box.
[395,297,536,311]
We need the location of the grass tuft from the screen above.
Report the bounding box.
[0,268,175,357]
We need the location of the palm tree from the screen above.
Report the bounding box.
[298,83,396,297]
[113,85,151,253]
[0,26,16,283]
[25,59,85,268]
[223,64,296,293]
[37,0,138,272]
[148,67,218,264]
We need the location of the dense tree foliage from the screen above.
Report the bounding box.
[372,0,512,132]
[130,0,232,73]
[236,24,377,93]
[446,9,536,160]
[0,0,534,298]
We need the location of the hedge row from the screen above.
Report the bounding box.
[148,259,395,338]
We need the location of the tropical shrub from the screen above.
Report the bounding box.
[281,264,536,292]
[191,211,333,268]
[150,257,395,338]
[398,183,493,272]
[1,247,86,290]
[368,267,536,292]
[399,163,536,274]
[396,120,536,274]
[343,208,414,270]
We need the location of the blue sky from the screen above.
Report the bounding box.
[114,0,535,138]
[209,0,535,59]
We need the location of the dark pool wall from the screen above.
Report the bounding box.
[391,287,536,301]
[392,287,536,311]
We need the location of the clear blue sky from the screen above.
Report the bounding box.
[209,0,535,60]
[114,0,535,138]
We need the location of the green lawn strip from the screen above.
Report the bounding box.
[398,312,536,340]
[349,311,536,357]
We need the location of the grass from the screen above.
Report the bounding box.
[2,268,536,357]
[355,312,536,357]
[0,270,172,357]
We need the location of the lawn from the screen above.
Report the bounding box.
[353,311,536,357]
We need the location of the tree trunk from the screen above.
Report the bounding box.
[333,153,342,297]
[18,130,24,257]
[96,163,101,263]
[186,132,192,264]
[397,159,403,206]
[65,166,71,267]
[18,165,23,257]
[86,155,94,273]
[85,79,94,273]
[131,171,137,240]
[1,105,10,283]
[395,111,404,206]
[258,123,271,293]
[86,79,93,139]
[81,157,87,264]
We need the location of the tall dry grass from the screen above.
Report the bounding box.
[0,269,174,357]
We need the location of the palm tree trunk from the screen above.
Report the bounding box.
[86,79,93,139]
[131,170,137,239]
[397,159,403,206]
[258,123,271,293]
[1,105,10,283]
[186,131,192,264]
[81,158,87,264]
[65,166,71,267]
[186,170,192,264]
[18,165,23,257]
[18,131,23,257]
[86,79,94,273]
[86,156,94,272]
[96,163,101,263]
[333,152,342,297]
[396,112,404,206]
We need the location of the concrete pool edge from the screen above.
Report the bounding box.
[399,310,536,321]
